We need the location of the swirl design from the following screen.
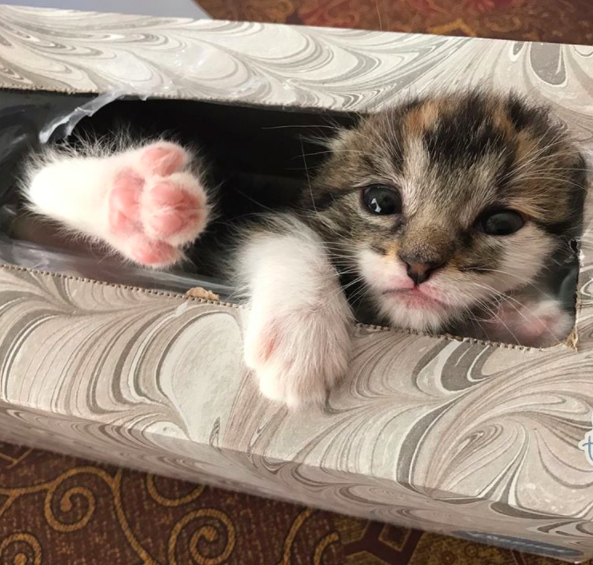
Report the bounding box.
[44,483,96,533]
[0,6,589,127]
[146,474,205,506]
[0,444,343,564]
[168,509,236,565]
[0,5,592,561]
[0,533,42,565]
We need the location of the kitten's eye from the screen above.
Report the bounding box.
[476,209,525,236]
[362,185,402,216]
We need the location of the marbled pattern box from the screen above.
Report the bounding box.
[0,6,592,562]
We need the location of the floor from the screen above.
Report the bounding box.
[202,0,593,45]
[0,441,581,564]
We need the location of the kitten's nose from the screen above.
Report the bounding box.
[399,255,444,285]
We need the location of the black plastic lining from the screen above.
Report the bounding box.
[0,90,96,204]
[0,88,358,295]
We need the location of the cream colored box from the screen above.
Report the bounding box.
[0,6,592,562]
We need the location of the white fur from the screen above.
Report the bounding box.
[238,217,353,407]
[24,152,120,237]
[357,247,454,331]
[482,298,573,347]
[357,222,560,337]
[22,143,352,407]
[22,140,207,267]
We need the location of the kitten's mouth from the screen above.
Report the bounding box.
[382,287,446,309]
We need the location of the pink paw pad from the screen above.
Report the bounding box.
[108,169,144,233]
[249,323,279,367]
[144,181,201,239]
[104,142,207,268]
[129,236,179,266]
[140,144,187,177]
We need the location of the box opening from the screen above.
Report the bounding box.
[0,89,583,348]
[0,90,357,297]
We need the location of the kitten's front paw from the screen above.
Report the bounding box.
[486,299,573,348]
[244,305,351,408]
[28,140,208,268]
[107,142,208,267]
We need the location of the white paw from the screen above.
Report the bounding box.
[486,298,573,347]
[25,141,209,268]
[244,303,351,408]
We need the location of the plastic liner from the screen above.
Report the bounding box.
[0,25,293,300]
[0,206,235,299]
[0,86,236,300]
[39,89,134,144]
[0,232,235,299]
[0,90,96,204]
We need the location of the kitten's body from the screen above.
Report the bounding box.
[20,91,587,406]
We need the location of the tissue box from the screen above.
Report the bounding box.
[0,6,592,562]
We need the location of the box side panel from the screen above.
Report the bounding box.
[0,401,590,563]
[0,7,590,121]
[0,266,592,548]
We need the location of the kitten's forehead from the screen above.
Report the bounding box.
[313,91,585,239]
[401,135,504,223]
[386,94,515,223]
[351,92,579,227]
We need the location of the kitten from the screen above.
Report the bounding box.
[302,91,586,347]
[20,91,587,407]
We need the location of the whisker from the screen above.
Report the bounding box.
[468,281,565,344]
[300,138,317,215]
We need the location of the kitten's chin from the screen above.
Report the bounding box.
[376,290,455,333]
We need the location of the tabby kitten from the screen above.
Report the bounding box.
[22,91,587,406]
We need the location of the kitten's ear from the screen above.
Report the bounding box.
[505,91,551,132]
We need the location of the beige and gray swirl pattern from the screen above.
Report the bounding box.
[0,6,592,563]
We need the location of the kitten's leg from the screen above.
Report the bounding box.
[23,141,209,268]
[482,297,574,348]
[239,217,353,407]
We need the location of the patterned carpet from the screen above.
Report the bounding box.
[0,441,588,565]
[2,2,592,565]
[199,0,593,45]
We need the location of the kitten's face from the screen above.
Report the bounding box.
[311,92,586,332]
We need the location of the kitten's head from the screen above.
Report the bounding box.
[310,91,587,332]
